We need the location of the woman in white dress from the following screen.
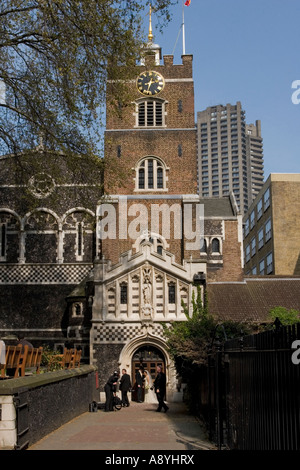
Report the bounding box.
[143,370,157,404]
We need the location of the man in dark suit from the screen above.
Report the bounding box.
[136,366,144,402]
[104,371,119,412]
[154,365,169,412]
[119,368,131,407]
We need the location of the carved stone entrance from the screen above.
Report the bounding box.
[118,333,180,402]
[132,345,165,383]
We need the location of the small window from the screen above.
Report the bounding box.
[72,302,83,317]
[244,218,250,237]
[257,198,263,219]
[120,284,127,304]
[157,167,163,188]
[251,237,256,257]
[157,244,163,255]
[148,159,153,189]
[259,259,265,275]
[245,244,250,263]
[258,228,264,249]
[212,238,220,253]
[140,236,164,255]
[77,223,83,257]
[264,188,270,210]
[168,283,176,304]
[251,266,257,275]
[137,99,164,127]
[266,253,273,274]
[265,219,272,242]
[250,210,255,230]
[0,224,6,259]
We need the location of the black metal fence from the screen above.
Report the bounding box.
[198,322,300,450]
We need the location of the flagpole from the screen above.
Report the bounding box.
[182,0,186,55]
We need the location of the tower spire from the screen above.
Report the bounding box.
[148,4,153,42]
[142,4,161,66]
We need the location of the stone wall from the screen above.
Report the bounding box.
[0,365,98,450]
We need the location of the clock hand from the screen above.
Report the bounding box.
[147,78,153,90]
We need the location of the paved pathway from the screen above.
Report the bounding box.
[28,401,216,451]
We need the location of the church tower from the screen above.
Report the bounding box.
[91,11,206,400]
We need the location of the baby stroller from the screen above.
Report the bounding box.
[113,394,122,411]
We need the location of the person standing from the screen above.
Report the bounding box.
[119,368,131,407]
[104,371,118,412]
[154,365,169,412]
[136,366,144,402]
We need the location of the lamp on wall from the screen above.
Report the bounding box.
[193,272,206,285]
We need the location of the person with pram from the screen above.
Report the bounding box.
[104,370,119,412]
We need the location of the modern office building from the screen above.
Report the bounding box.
[197,102,264,214]
[246,121,264,201]
[243,174,300,276]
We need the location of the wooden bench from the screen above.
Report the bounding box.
[70,349,82,368]
[0,345,22,378]
[18,345,43,376]
[0,345,43,378]
[48,348,82,370]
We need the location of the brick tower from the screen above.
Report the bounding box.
[90,11,243,400]
[91,14,206,400]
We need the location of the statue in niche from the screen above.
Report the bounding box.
[143,283,151,304]
[141,267,153,318]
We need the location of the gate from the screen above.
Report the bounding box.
[13,391,29,450]
[198,322,300,450]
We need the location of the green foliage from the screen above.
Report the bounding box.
[41,346,63,372]
[163,286,256,412]
[0,1,174,158]
[268,306,300,326]
[163,288,215,367]
[163,286,255,370]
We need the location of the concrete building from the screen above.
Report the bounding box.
[243,174,300,276]
[197,102,264,214]
[246,121,264,201]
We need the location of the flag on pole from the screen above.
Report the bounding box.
[185,0,191,6]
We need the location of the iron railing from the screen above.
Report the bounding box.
[198,322,300,450]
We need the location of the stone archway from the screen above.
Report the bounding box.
[118,332,179,402]
[132,344,165,383]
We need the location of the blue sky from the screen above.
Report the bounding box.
[149,0,300,179]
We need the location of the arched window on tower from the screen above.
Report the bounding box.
[212,238,221,253]
[135,157,168,192]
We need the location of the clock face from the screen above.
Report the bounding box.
[137,71,165,96]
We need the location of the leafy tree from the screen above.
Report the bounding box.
[0,0,174,159]
[163,287,255,414]
[163,288,216,368]
[268,306,300,326]
[163,286,254,376]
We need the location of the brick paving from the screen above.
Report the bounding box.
[28,401,215,451]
